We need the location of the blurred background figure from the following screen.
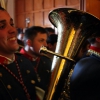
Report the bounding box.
[45,27,55,36]
[17,28,24,51]
[47,34,58,60]
[17,28,24,41]
[17,27,28,51]
[76,40,90,62]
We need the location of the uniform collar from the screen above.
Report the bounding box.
[0,54,15,64]
[20,48,38,61]
[89,46,100,53]
[88,46,100,57]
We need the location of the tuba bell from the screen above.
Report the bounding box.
[40,8,100,100]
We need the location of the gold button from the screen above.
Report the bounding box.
[7,85,11,90]
[26,70,30,74]
[0,73,2,77]
[31,80,35,84]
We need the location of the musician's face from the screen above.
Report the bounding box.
[29,32,47,55]
[0,10,19,55]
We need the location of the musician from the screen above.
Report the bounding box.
[20,26,52,91]
[70,36,100,100]
[0,6,40,100]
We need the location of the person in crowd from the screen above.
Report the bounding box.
[17,28,24,51]
[0,6,40,100]
[20,26,52,91]
[47,34,58,60]
[17,27,28,52]
[17,28,24,41]
[70,35,100,100]
[45,27,55,36]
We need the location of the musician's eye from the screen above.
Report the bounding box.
[0,24,5,29]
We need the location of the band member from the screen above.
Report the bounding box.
[70,36,100,100]
[0,6,40,100]
[20,26,52,91]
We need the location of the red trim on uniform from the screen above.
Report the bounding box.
[20,48,40,72]
[0,54,15,64]
[20,48,37,61]
[0,56,8,64]
[89,46,100,53]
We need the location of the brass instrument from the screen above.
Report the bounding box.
[40,8,100,100]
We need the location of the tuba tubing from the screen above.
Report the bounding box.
[42,8,100,100]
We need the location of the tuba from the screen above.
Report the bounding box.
[40,8,100,100]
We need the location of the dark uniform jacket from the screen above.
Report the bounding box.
[20,48,52,91]
[0,53,39,100]
[70,52,100,100]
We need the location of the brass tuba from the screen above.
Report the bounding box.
[40,8,100,100]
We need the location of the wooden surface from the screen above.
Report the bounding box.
[86,0,100,19]
[15,0,100,28]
